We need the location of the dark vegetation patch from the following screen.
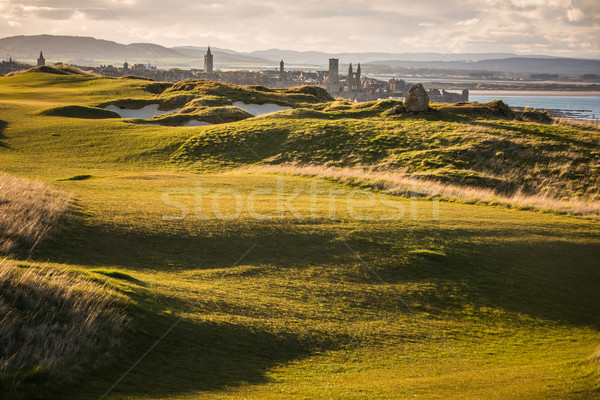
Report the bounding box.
[38,105,120,119]
[436,100,516,119]
[0,119,6,148]
[91,269,144,285]
[121,75,154,81]
[58,174,92,181]
[517,109,554,123]
[142,81,172,94]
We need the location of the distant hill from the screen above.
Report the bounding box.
[1,35,598,75]
[0,35,184,65]
[0,35,271,68]
[366,57,600,74]
[171,46,272,66]
[243,49,560,65]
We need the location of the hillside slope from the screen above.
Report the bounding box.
[0,70,599,399]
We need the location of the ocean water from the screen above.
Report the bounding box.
[468,94,600,120]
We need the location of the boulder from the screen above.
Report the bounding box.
[386,103,406,115]
[403,84,430,112]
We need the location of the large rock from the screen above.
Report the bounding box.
[386,103,405,115]
[403,84,430,112]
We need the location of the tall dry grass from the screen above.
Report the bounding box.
[0,173,71,254]
[0,261,127,390]
[245,164,600,217]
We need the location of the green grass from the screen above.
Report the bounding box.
[0,70,599,399]
[39,105,121,119]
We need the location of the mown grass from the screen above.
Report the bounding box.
[34,172,600,400]
[0,70,599,399]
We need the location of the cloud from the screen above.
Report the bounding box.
[0,0,598,57]
[566,8,584,22]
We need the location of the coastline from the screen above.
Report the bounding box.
[469,90,600,96]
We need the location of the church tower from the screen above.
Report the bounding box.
[37,50,45,67]
[204,46,214,73]
[328,58,339,93]
[347,63,354,91]
[356,63,361,90]
[280,59,284,72]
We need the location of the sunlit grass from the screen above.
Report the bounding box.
[1,71,599,399]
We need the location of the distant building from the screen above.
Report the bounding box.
[328,58,339,93]
[346,63,362,92]
[280,59,284,72]
[37,50,45,67]
[428,89,469,103]
[123,61,129,71]
[204,46,214,73]
[0,55,25,75]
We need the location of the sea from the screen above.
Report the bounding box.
[468,92,600,121]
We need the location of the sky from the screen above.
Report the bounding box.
[1,0,599,57]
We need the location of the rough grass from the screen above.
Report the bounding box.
[245,164,600,217]
[0,261,127,398]
[175,113,600,201]
[160,79,334,107]
[0,173,71,254]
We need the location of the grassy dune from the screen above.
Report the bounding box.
[0,70,599,399]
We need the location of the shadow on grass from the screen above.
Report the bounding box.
[0,119,8,148]
[63,312,319,399]
[34,212,600,329]
[343,225,600,328]
[34,217,342,271]
[469,120,598,149]
[26,208,600,398]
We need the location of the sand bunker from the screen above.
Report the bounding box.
[132,120,213,127]
[183,120,213,127]
[105,104,182,119]
[232,102,292,116]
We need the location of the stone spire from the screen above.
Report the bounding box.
[204,45,214,73]
[37,50,45,66]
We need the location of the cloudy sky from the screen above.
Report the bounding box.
[1,0,599,57]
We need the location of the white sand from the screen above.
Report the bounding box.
[232,101,292,116]
[105,104,182,118]
[183,120,213,127]
[132,120,213,127]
